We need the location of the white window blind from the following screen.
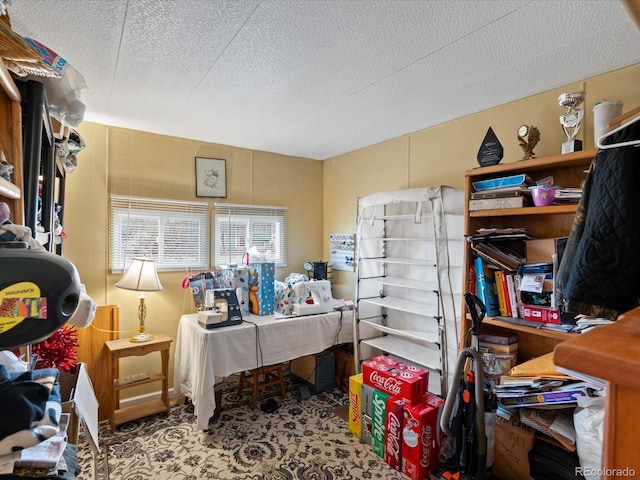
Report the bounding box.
[110,195,209,272]
[214,203,287,268]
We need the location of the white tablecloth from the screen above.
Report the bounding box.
[173,311,353,430]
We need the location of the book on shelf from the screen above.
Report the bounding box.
[505,273,519,318]
[521,261,553,275]
[474,256,499,316]
[479,341,519,354]
[471,189,532,200]
[471,241,524,272]
[493,270,511,317]
[477,332,518,345]
[497,383,590,408]
[467,228,531,242]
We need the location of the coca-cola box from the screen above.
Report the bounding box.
[401,394,444,480]
[362,357,428,403]
[385,396,407,470]
[371,388,390,458]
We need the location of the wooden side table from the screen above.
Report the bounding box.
[105,334,172,432]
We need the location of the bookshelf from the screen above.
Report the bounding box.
[461,149,597,361]
[0,58,23,224]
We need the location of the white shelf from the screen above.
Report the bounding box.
[361,213,434,221]
[355,187,465,398]
[359,257,436,266]
[359,296,439,317]
[361,335,442,372]
[359,276,438,292]
[359,236,434,241]
[359,319,440,344]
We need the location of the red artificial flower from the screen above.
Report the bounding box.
[32,325,78,372]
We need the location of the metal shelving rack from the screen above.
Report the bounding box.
[353,186,465,396]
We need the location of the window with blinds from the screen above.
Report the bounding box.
[214,203,287,268]
[110,195,209,272]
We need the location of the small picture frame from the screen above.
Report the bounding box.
[195,157,227,198]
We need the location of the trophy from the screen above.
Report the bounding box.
[558,91,585,154]
[476,126,503,167]
[517,125,540,160]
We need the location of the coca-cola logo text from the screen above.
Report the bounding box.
[420,424,433,468]
[369,371,402,394]
[386,412,401,461]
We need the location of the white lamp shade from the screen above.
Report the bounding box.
[116,258,163,292]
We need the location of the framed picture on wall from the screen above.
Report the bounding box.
[195,157,227,198]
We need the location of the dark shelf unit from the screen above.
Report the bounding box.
[17,79,65,254]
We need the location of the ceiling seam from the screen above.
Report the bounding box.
[186,0,263,101]
[105,0,131,121]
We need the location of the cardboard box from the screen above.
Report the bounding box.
[525,237,568,263]
[58,363,98,448]
[361,384,374,446]
[385,396,407,470]
[362,357,428,403]
[401,394,444,480]
[494,415,535,480]
[469,196,530,211]
[348,373,362,438]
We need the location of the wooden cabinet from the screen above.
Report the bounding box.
[460,149,597,357]
[0,58,23,224]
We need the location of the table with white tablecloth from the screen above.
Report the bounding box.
[173,311,353,430]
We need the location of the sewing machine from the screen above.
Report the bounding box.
[198,288,243,328]
[292,280,334,316]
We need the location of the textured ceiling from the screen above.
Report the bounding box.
[8,0,640,160]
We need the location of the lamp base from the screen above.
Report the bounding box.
[130,332,155,343]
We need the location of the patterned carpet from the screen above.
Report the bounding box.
[74,379,414,480]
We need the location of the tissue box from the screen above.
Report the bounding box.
[249,263,275,315]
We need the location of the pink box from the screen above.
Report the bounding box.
[362,357,429,403]
[521,304,560,324]
[385,396,407,470]
[401,394,444,480]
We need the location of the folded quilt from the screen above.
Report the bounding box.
[0,366,62,455]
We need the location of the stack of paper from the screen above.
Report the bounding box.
[494,378,591,408]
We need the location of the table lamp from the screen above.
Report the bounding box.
[116,257,163,342]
